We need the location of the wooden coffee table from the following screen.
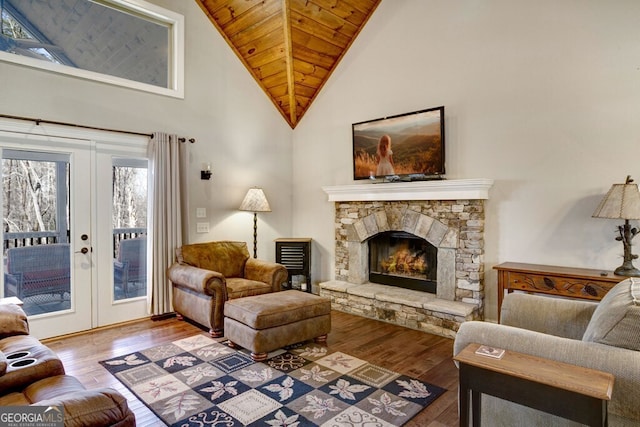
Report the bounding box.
[453,343,614,427]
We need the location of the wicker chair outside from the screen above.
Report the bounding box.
[113,237,147,297]
[4,244,71,300]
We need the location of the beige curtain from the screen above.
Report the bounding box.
[147,132,183,315]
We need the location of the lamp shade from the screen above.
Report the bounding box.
[239,188,271,212]
[592,177,640,220]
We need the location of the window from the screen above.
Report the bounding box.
[2,150,71,315]
[112,158,148,301]
[0,0,184,97]
[112,158,148,233]
[2,150,70,249]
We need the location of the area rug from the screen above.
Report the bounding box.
[100,334,445,426]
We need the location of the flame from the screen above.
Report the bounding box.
[379,244,427,275]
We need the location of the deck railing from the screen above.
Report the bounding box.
[3,231,63,250]
[3,228,147,257]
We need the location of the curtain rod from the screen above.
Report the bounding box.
[0,113,196,143]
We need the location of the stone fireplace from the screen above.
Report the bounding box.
[319,179,493,338]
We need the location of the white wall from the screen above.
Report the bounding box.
[292,0,640,320]
[0,0,293,261]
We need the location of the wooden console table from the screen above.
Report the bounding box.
[494,262,624,321]
[454,343,614,427]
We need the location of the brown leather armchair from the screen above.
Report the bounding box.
[167,241,288,336]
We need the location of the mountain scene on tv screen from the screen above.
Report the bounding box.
[353,120,442,179]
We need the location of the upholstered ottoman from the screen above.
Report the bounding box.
[224,290,331,361]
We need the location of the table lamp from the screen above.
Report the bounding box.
[592,175,640,276]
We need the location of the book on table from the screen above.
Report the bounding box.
[474,345,505,359]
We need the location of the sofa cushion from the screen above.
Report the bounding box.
[0,304,29,339]
[0,391,30,405]
[25,376,135,427]
[226,278,273,300]
[582,277,640,351]
[176,241,249,278]
[23,374,86,402]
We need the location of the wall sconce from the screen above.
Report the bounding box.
[201,163,212,180]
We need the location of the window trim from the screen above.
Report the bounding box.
[0,0,185,98]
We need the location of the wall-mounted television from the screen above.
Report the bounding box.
[352,106,445,181]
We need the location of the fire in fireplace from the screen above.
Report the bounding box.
[368,231,437,293]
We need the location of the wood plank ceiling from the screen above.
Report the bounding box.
[196,0,381,128]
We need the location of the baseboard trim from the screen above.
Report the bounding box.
[151,312,177,321]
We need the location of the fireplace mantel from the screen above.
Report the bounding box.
[322,178,494,202]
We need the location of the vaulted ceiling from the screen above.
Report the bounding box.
[196,0,381,128]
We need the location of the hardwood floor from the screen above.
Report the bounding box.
[43,311,460,427]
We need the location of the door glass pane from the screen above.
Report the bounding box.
[2,151,71,316]
[112,159,147,301]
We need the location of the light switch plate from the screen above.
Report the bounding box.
[196,222,209,233]
[196,208,206,218]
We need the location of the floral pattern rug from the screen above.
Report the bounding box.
[100,334,445,426]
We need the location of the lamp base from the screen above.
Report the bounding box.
[614,262,640,277]
[612,220,640,277]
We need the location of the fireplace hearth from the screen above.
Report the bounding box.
[369,231,437,293]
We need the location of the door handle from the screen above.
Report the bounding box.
[75,247,90,254]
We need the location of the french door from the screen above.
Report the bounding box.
[1,127,150,339]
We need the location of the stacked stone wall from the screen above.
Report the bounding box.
[333,200,485,307]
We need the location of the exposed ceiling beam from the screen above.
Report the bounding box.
[196,0,381,129]
[282,0,296,126]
